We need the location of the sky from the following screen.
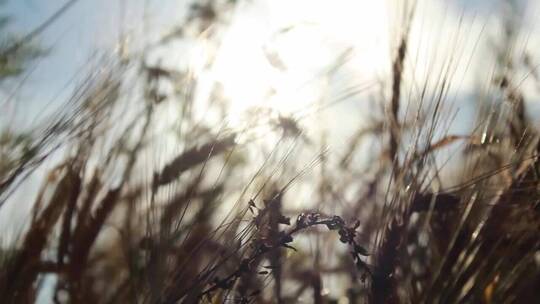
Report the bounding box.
[2,0,538,125]
[1,0,182,127]
[2,0,537,118]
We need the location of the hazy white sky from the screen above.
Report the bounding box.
[3,0,538,125]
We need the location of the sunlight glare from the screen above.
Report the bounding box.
[210,0,390,128]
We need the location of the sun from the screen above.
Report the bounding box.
[208,0,391,128]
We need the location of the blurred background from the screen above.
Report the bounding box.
[1,0,539,303]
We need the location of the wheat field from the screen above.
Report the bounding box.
[0,0,539,303]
